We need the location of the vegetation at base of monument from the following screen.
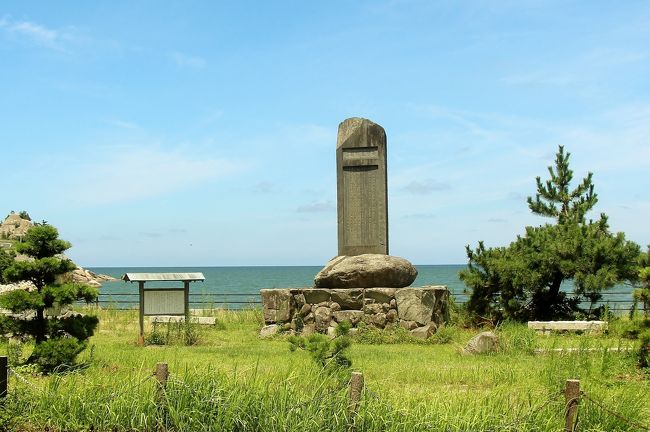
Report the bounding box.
[145,319,202,346]
[0,224,99,372]
[1,308,649,432]
[460,146,640,322]
[288,320,352,371]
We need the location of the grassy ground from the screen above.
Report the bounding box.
[1,308,648,431]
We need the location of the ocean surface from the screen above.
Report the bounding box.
[88,265,636,312]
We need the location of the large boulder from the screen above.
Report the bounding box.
[314,255,417,288]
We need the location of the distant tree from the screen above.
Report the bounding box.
[0,248,14,284]
[460,146,639,321]
[634,246,650,318]
[18,211,31,221]
[0,224,98,372]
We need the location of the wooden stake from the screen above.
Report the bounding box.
[0,356,7,399]
[155,362,169,408]
[564,379,580,432]
[348,371,364,424]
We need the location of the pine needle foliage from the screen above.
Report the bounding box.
[460,146,639,322]
[0,223,99,372]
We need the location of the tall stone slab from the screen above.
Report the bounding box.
[337,118,388,256]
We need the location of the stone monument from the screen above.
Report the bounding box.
[260,117,449,339]
[337,118,388,256]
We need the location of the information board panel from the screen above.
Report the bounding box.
[143,289,185,316]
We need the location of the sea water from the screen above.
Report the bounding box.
[88,265,634,312]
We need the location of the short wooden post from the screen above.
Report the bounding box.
[564,379,580,432]
[0,356,7,399]
[138,281,145,345]
[155,362,168,408]
[348,371,364,424]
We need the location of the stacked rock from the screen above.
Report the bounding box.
[260,254,449,339]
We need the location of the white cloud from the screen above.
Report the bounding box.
[0,16,75,49]
[68,145,245,205]
[170,51,207,69]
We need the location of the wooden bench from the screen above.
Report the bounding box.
[527,321,607,335]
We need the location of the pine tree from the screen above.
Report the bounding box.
[0,223,98,372]
[460,146,639,321]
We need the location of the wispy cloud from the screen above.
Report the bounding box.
[252,181,277,194]
[170,51,207,69]
[402,179,450,195]
[68,145,245,205]
[296,201,335,213]
[0,16,75,49]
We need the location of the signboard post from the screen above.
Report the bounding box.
[121,273,205,345]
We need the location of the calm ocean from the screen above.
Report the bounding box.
[88,265,635,311]
[89,265,468,308]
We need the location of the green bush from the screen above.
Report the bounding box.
[289,321,352,371]
[31,338,86,372]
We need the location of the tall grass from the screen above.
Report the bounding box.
[0,307,648,431]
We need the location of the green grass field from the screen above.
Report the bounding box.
[1,308,648,431]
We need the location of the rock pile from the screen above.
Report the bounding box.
[260,286,448,339]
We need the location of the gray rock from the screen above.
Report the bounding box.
[399,320,418,331]
[386,309,398,323]
[370,313,387,328]
[261,289,294,323]
[314,255,418,288]
[299,303,311,317]
[365,288,397,303]
[330,302,341,312]
[315,306,332,332]
[304,312,315,324]
[303,289,331,304]
[395,288,435,325]
[293,293,306,307]
[259,324,280,338]
[302,323,316,336]
[389,299,397,308]
[331,289,364,309]
[332,310,364,325]
[363,303,384,315]
[464,331,498,354]
[326,326,337,339]
[410,323,437,340]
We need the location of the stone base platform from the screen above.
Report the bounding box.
[260,286,449,338]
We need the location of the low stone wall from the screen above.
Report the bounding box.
[260,286,449,338]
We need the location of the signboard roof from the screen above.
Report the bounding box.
[122,272,205,282]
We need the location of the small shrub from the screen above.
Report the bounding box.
[31,338,85,373]
[638,329,650,368]
[431,325,458,344]
[145,322,167,346]
[289,321,352,371]
[145,319,202,346]
[7,339,24,366]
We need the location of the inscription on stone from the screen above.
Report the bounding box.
[336,117,388,256]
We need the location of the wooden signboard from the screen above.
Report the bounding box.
[143,289,185,316]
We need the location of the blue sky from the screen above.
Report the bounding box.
[1,1,649,267]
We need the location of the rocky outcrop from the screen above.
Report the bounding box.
[60,267,118,288]
[261,286,448,336]
[0,212,32,240]
[314,254,418,288]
